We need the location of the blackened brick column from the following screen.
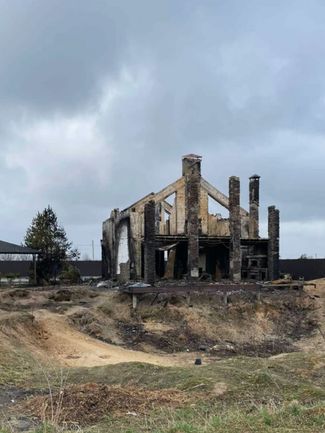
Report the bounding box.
[101,239,108,279]
[229,176,241,281]
[109,209,119,279]
[183,155,201,278]
[268,205,280,280]
[144,200,156,284]
[249,175,260,238]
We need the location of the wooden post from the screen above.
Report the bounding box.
[33,254,37,285]
[144,201,156,284]
[132,294,138,310]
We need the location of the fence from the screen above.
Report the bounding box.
[0,260,102,278]
[1,259,325,281]
[279,259,325,280]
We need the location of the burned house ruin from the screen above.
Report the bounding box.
[102,155,280,283]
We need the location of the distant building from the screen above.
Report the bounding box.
[0,240,39,282]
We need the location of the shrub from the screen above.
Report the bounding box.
[59,263,81,284]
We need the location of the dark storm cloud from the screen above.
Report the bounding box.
[0,0,325,257]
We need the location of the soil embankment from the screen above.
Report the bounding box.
[0,282,323,369]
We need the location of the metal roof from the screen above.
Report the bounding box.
[0,240,39,255]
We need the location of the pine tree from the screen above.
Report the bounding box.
[25,206,78,281]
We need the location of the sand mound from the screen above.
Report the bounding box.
[23,383,188,425]
[296,279,325,352]
[0,312,46,343]
[0,309,185,368]
[24,310,182,367]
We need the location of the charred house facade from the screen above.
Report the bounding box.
[102,155,280,283]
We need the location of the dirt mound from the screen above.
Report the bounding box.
[0,309,180,368]
[210,339,296,357]
[7,289,30,299]
[104,291,318,356]
[0,288,30,301]
[49,287,99,303]
[296,279,325,352]
[0,312,51,363]
[23,384,188,425]
[28,310,181,367]
[69,309,122,345]
[0,286,100,313]
[49,289,72,302]
[0,312,42,340]
[0,284,321,375]
[0,311,34,328]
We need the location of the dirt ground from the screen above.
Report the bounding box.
[0,281,323,370]
[71,287,320,357]
[295,278,325,352]
[31,309,184,367]
[0,280,324,431]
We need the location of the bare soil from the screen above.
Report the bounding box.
[31,309,181,367]
[0,283,322,369]
[294,278,325,352]
[0,281,324,432]
[90,289,319,357]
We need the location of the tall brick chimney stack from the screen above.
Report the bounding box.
[182,154,201,177]
[249,174,260,238]
[183,154,202,278]
[229,176,241,281]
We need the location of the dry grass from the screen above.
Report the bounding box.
[22,383,190,426]
[97,292,132,321]
[0,283,323,433]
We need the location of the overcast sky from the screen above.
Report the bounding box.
[1,0,325,259]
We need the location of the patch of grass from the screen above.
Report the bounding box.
[0,343,37,386]
[32,424,58,433]
[0,339,67,394]
[1,334,324,433]
[53,353,323,431]
[87,401,325,433]
[68,352,325,401]
[4,403,324,433]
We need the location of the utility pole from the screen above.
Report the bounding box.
[92,240,95,261]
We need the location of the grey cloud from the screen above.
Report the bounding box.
[0,0,126,112]
[1,0,325,258]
